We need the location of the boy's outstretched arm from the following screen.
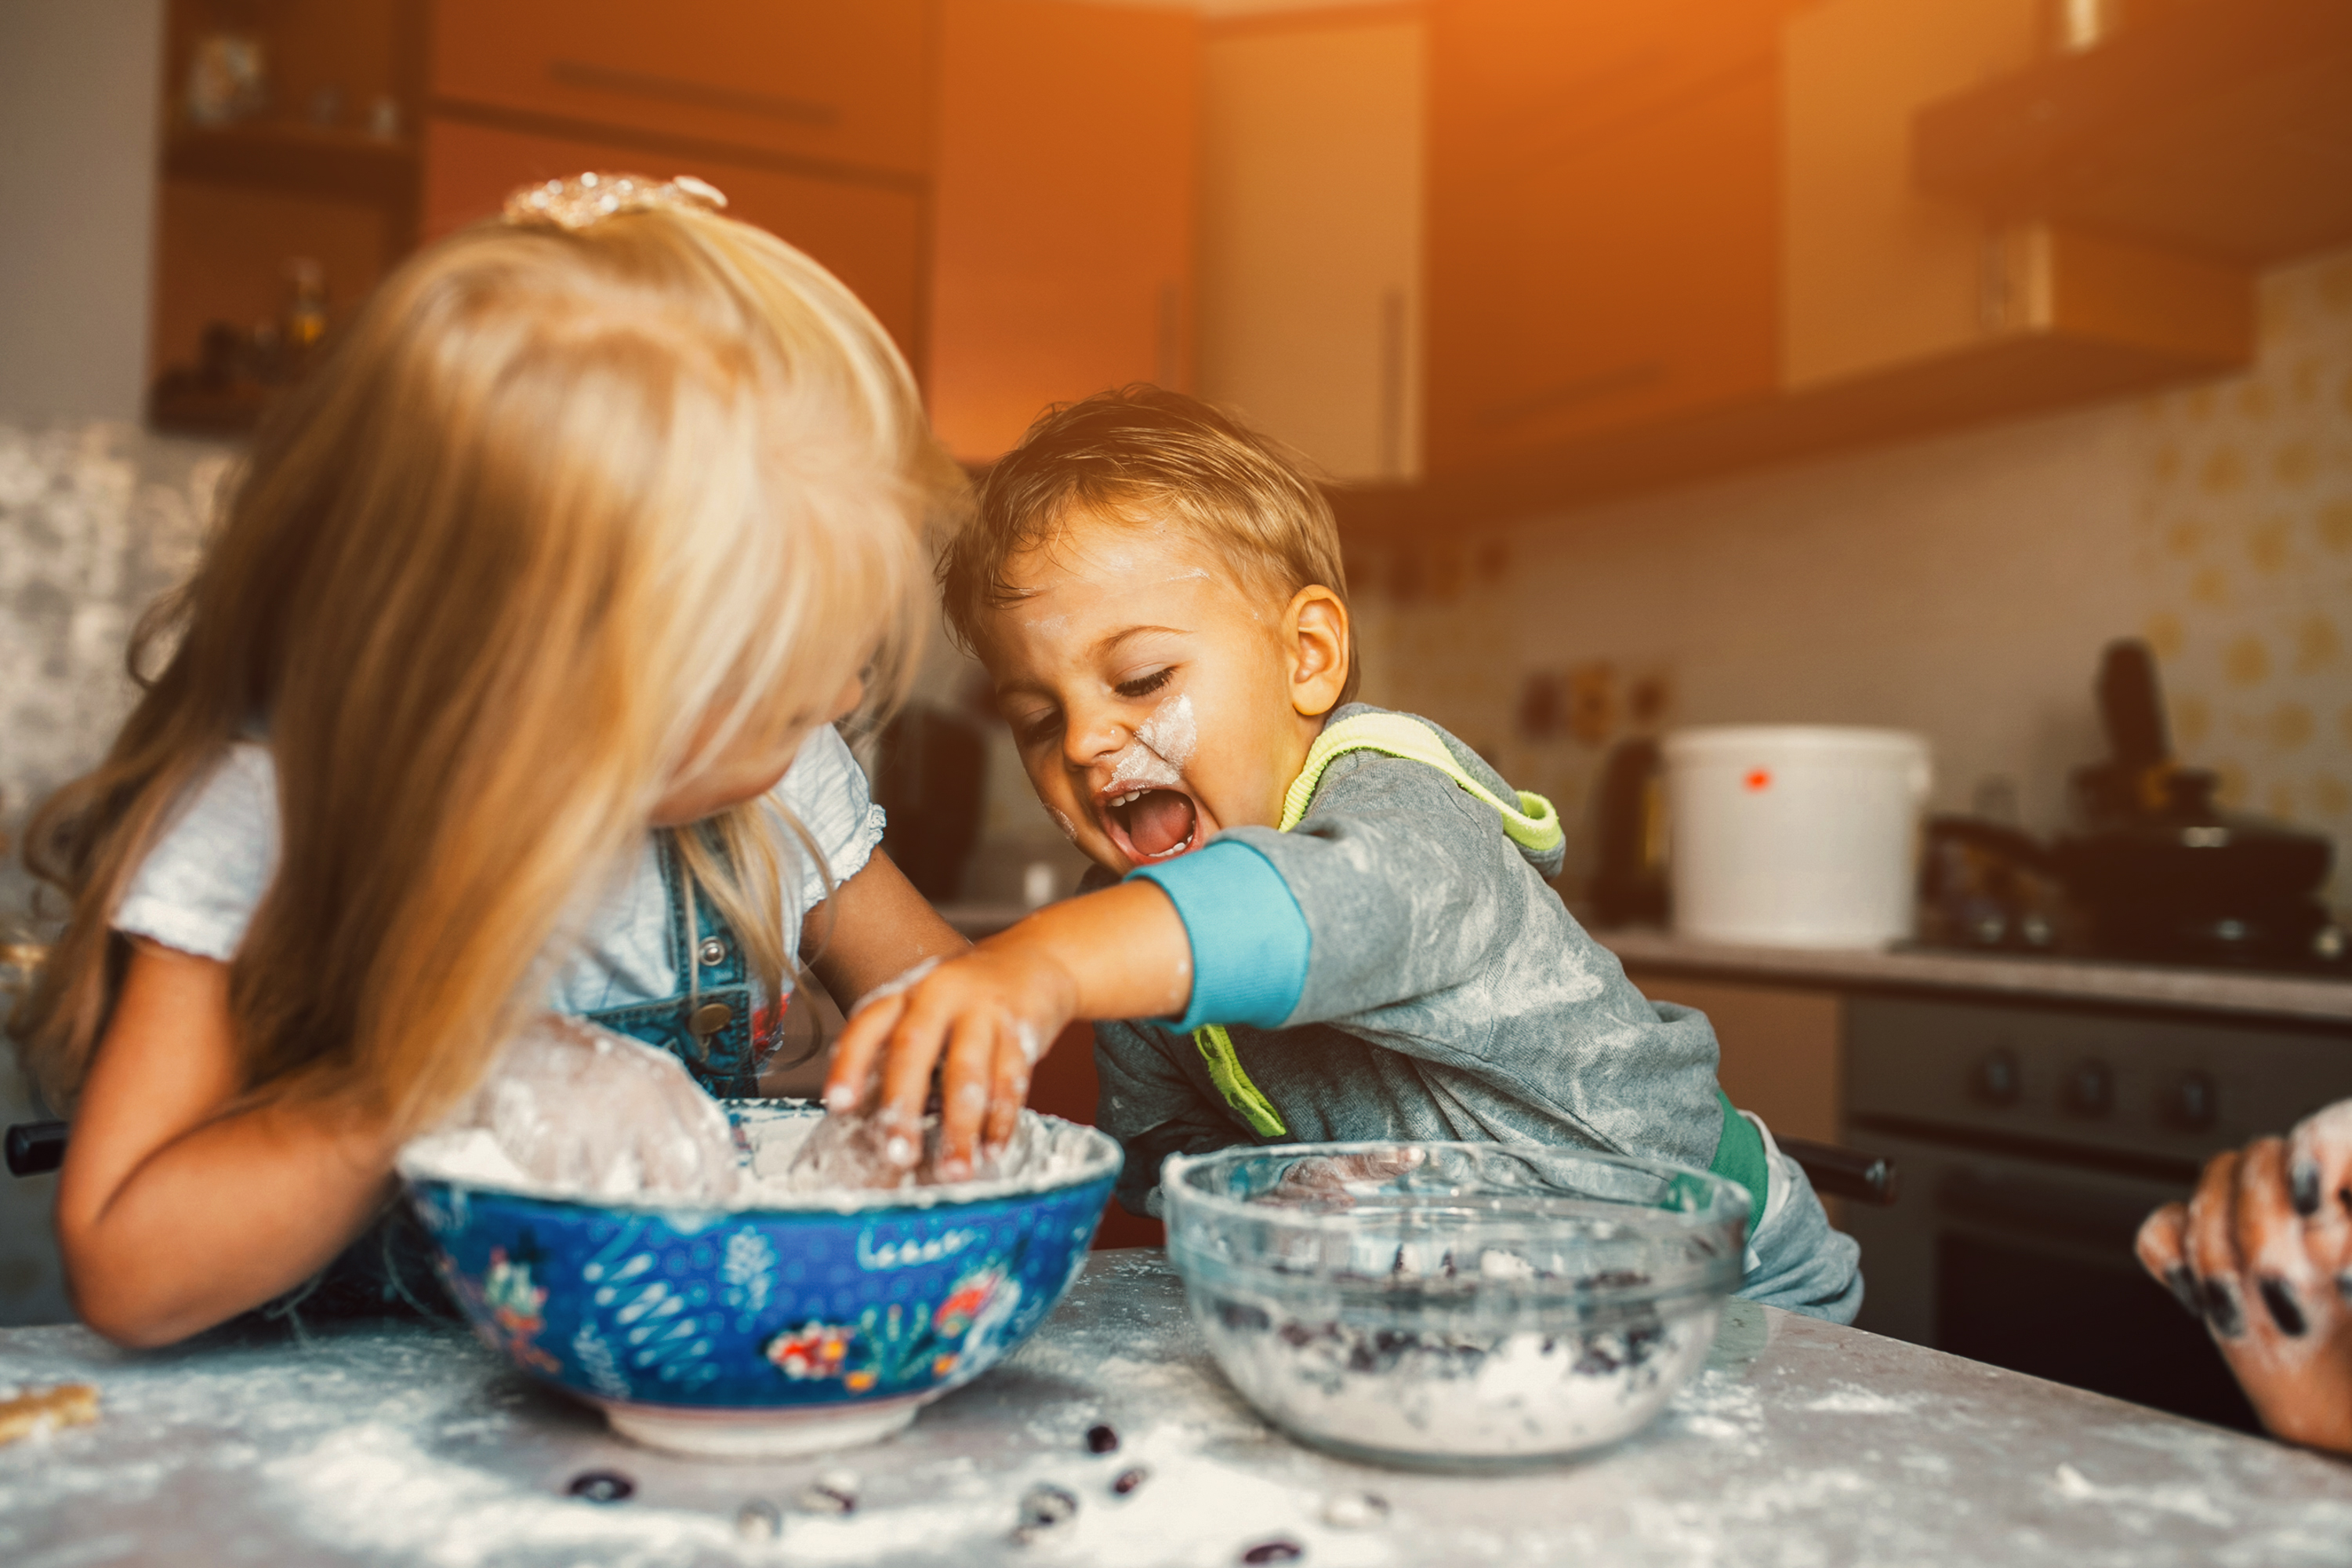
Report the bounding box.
[822,880,1192,1178]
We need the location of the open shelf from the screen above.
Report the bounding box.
[1913,0,2352,265]
[165,122,420,211]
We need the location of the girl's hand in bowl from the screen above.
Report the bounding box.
[452,1014,742,1202]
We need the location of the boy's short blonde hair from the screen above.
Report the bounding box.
[942,385,1358,706]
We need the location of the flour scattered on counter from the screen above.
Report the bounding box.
[1804,1385,1921,1416]
[267,1423,737,1568]
[2043,1459,2234,1528]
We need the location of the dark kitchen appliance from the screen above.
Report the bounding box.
[1591,736,1668,926]
[1842,992,2352,1433]
[1918,640,2341,971]
[2059,640,2337,966]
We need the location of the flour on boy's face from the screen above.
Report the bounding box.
[981,514,1320,877]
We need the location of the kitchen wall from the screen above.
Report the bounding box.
[0,0,163,424]
[1347,246,2352,904]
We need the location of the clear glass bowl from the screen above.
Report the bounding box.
[1163,1142,1749,1470]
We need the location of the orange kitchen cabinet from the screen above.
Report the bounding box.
[427,0,931,179]
[421,118,925,363]
[1425,0,1792,475]
[927,0,1200,463]
[1783,0,2249,401]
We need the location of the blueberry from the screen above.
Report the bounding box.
[1242,1540,1304,1564]
[1112,1466,1149,1496]
[566,1470,633,1504]
[797,1470,859,1514]
[1085,1421,1120,1454]
[1018,1483,1080,1535]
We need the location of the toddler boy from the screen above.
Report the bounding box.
[828,387,1860,1320]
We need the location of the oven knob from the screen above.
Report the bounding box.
[1973,1048,2022,1108]
[2063,1059,2115,1119]
[2164,1070,2220,1133]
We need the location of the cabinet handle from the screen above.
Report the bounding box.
[1780,1138,1901,1207]
[5,1120,67,1178]
[548,60,838,129]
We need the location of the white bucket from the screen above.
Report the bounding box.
[1662,726,1931,949]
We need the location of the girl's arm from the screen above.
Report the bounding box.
[54,940,401,1347]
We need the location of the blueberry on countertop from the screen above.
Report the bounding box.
[1242,1539,1304,1563]
[797,1469,860,1514]
[1085,1421,1120,1454]
[1112,1465,1149,1496]
[565,1470,633,1504]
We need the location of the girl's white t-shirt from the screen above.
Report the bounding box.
[112,726,885,1014]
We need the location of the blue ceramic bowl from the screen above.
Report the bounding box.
[399,1102,1120,1457]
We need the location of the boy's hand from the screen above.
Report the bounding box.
[825,945,1080,1181]
[822,881,1196,1181]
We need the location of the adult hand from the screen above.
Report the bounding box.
[2136,1099,2352,1454]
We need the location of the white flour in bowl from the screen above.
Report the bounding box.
[1192,1284,1719,1463]
[397,1018,1114,1213]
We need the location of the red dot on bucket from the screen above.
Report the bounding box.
[1744,769,1772,792]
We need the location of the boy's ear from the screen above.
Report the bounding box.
[1284,586,1351,719]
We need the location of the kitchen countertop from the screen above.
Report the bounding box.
[7,1250,2351,1566]
[1597,927,2352,1026]
[940,904,2352,1025]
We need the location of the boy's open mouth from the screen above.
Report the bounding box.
[1102,784,1200,862]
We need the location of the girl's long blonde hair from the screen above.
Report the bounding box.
[13,195,960,1131]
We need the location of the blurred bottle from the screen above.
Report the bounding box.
[285,258,328,359]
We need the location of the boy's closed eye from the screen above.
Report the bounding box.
[1114,666,1177,701]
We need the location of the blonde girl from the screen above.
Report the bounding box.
[11,176,970,1347]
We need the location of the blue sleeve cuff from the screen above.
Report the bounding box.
[1125,839,1311,1032]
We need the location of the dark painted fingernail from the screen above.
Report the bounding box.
[2337,1272,2352,1308]
[2290,1160,2322,1216]
[2162,1266,2202,1319]
[2201,1277,2245,1338]
[2259,1277,2307,1337]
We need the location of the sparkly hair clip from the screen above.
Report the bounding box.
[502,171,729,231]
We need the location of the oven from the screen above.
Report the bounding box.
[1838,992,2352,1433]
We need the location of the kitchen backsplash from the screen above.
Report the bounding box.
[0,422,233,935]
[1347,246,2352,906]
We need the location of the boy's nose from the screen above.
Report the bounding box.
[1063,707,1130,771]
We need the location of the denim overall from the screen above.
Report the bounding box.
[583,836,762,1100]
[265,834,764,1328]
